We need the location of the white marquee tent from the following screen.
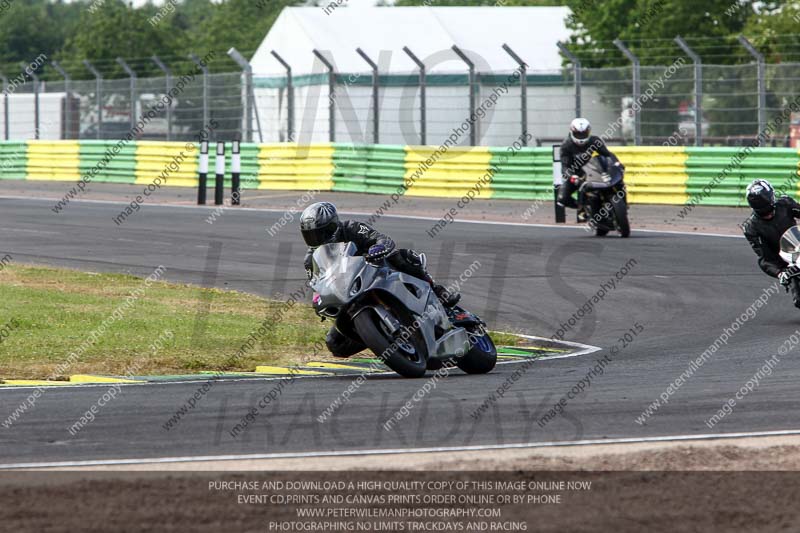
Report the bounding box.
[248,6,618,145]
[251,6,572,76]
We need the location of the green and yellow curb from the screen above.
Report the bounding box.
[0,344,570,388]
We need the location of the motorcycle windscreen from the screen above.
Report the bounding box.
[780,226,800,256]
[312,242,358,278]
[581,156,620,188]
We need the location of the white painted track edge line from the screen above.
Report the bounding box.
[3,428,800,470]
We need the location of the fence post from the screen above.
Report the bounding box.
[83,60,103,140]
[675,36,703,147]
[116,58,137,133]
[313,49,336,143]
[0,73,8,140]
[557,42,581,118]
[737,35,766,139]
[451,45,477,146]
[189,53,210,138]
[51,61,72,140]
[228,48,262,143]
[22,63,41,140]
[402,46,426,145]
[613,39,641,145]
[151,55,173,141]
[356,48,380,144]
[270,50,294,142]
[502,43,528,146]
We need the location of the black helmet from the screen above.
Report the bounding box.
[300,202,340,247]
[746,179,775,217]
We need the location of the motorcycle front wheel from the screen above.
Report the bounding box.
[354,308,428,378]
[611,194,631,238]
[456,325,497,374]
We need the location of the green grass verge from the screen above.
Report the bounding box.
[0,264,519,380]
[0,264,328,379]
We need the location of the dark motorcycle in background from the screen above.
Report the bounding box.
[578,155,631,238]
[309,242,497,378]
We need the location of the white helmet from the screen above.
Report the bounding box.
[570,118,591,146]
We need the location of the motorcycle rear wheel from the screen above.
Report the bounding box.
[354,309,428,378]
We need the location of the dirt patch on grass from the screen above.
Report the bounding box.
[8,439,800,533]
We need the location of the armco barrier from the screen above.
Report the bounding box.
[256,143,335,191]
[489,147,552,200]
[614,146,690,205]
[332,144,405,195]
[26,141,80,182]
[685,147,800,207]
[0,141,798,207]
[0,142,28,180]
[80,141,137,184]
[403,145,493,199]
[135,142,198,187]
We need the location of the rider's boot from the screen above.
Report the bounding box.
[577,206,588,223]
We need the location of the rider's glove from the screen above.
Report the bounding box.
[366,244,392,262]
[614,161,624,169]
[779,266,800,285]
[569,175,580,185]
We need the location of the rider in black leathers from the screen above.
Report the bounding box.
[742,179,800,308]
[300,202,459,357]
[557,118,622,220]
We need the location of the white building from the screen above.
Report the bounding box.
[249,6,619,146]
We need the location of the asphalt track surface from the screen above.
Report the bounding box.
[0,195,796,466]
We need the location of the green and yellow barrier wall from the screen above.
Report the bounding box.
[1,140,798,207]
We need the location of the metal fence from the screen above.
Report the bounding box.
[0,55,248,143]
[2,55,800,147]
[255,60,800,148]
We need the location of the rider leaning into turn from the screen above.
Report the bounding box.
[557,118,623,222]
[742,179,800,309]
[300,202,460,356]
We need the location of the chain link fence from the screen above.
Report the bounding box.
[0,70,245,142]
[2,61,799,147]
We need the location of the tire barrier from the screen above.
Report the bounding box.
[1,141,798,206]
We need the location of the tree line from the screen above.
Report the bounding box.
[1,0,798,81]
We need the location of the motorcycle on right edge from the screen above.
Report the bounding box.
[779,225,800,275]
[577,155,631,238]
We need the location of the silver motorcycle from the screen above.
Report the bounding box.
[779,225,800,271]
[309,242,496,378]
